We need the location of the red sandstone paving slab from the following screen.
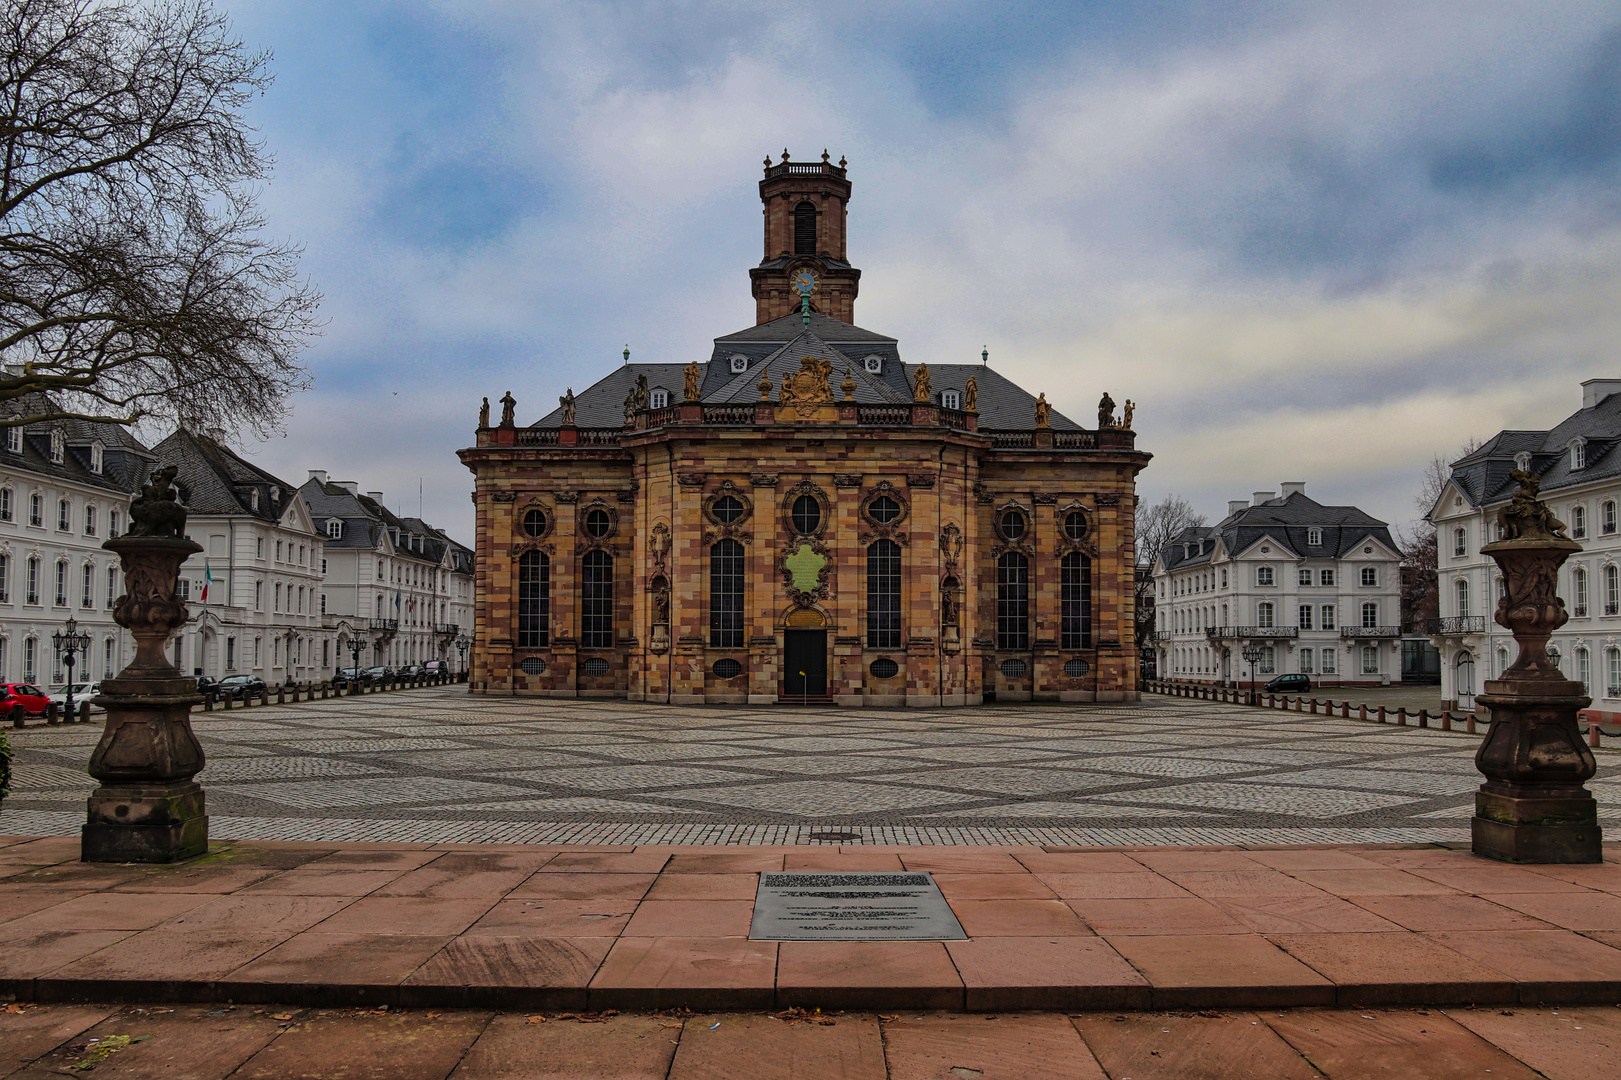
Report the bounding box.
[884,1013,1108,1080]
[1265,1008,1545,1080]
[899,851,1029,874]
[1162,870,1331,899]
[106,864,286,894]
[157,894,355,935]
[783,851,905,871]
[219,933,454,1006]
[1447,1005,1621,1080]
[948,899,1092,937]
[509,873,657,900]
[1209,895,1407,934]
[0,890,91,927]
[588,937,778,1011]
[1518,862,1621,893]
[1359,847,1494,868]
[464,899,636,938]
[1407,863,1600,894]
[1423,930,1621,1002]
[302,849,448,871]
[0,929,133,983]
[310,896,498,937]
[1288,869,1463,896]
[943,937,1151,1011]
[622,900,753,938]
[932,872,1057,900]
[1129,850,1267,873]
[776,942,964,1010]
[530,851,671,874]
[233,1008,492,1080]
[1072,1011,1325,1080]
[0,865,148,891]
[38,928,290,1001]
[0,838,78,865]
[645,873,760,901]
[1482,891,1621,931]
[1012,851,1147,873]
[1346,895,1555,932]
[241,867,407,897]
[404,936,611,1010]
[2,892,212,932]
[1243,848,1391,872]
[8,1004,287,1080]
[663,853,784,874]
[188,844,334,870]
[1105,934,1335,1009]
[447,1011,678,1080]
[1267,932,1517,1006]
[374,852,553,898]
[667,1013,886,1080]
[1036,872,1192,900]
[0,1003,115,1069]
[1064,897,1250,936]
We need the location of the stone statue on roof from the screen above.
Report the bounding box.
[635,372,649,410]
[912,362,931,404]
[1097,391,1115,429]
[1123,399,1135,430]
[498,391,516,428]
[964,375,977,413]
[478,397,489,429]
[1034,393,1051,429]
[683,361,701,402]
[559,388,576,426]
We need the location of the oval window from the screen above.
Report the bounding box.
[869,658,899,679]
[1063,658,1090,678]
[1063,511,1087,541]
[713,658,743,679]
[585,508,611,538]
[1000,510,1026,539]
[791,494,821,534]
[999,658,1028,678]
[582,657,610,676]
[712,495,745,524]
[522,509,547,537]
[519,657,546,675]
[868,495,900,524]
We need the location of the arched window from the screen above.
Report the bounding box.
[518,551,549,647]
[1573,505,1588,539]
[649,388,669,409]
[866,540,902,648]
[1257,601,1274,628]
[996,551,1029,651]
[1453,526,1467,557]
[25,557,39,605]
[581,549,614,648]
[710,539,745,648]
[793,200,817,255]
[1609,648,1621,697]
[1578,648,1591,694]
[1607,565,1620,616]
[327,519,344,539]
[1605,501,1617,535]
[1456,579,1469,618]
[1574,568,1589,616]
[1061,551,1091,649]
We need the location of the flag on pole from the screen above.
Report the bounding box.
[394,589,401,611]
[200,562,212,603]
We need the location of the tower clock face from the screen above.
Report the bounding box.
[791,268,819,296]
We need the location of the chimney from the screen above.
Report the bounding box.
[366,491,383,502]
[307,470,328,485]
[1228,500,1249,517]
[1279,481,1306,498]
[335,481,359,496]
[1252,491,1275,506]
[1582,378,1621,409]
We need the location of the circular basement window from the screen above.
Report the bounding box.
[870,658,899,679]
[1063,658,1090,678]
[519,657,546,675]
[999,659,1028,678]
[713,658,743,679]
[522,509,547,537]
[582,657,610,676]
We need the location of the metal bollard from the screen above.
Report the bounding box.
[9,703,22,728]
[221,691,231,710]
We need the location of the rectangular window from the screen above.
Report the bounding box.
[1307,528,1322,546]
[177,578,189,601]
[1320,568,1334,586]
[106,566,117,607]
[1299,647,1314,673]
[996,552,1029,651]
[1256,566,1274,586]
[1362,601,1378,628]
[1257,602,1274,629]
[320,592,327,615]
[103,637,113,678]
[54,562,66,606]
[254,581,262,610]
[1321,648,1336,674]
[23,637,35,682]
[0,488,10,522]
[1060,552,1092,650]
[26,557,39,604]
[1606,502,1618,535]
[226,637,236,670]
[5,427,19,453]
[1573,506,1588,539]
[274,582,281,611]
[1258,645,1275,674]
[1298,568,1312,586]
[81,564,93,608]
[1362,645,1379,674]
[56,499,69,530]
[1360,566,1377,587]
[83,505,95,536]
[1453,527,1467,557]
[1298,605,1313,631]
[1322,604,1335,629]
[1579,650,1591,695]
[28,494,41,527]
[864,540,901,649]
[0,554,8,603]
[109,509,119,537]
[580,550,613,649]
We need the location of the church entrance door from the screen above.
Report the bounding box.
[783,630,827,698]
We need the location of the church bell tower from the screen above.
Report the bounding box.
[750,149,861,324]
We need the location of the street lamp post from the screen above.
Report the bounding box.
[1241,642,1265,707]
[455,634,470,678]
[52,616,92,721]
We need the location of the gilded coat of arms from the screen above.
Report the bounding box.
[778,355,833,417]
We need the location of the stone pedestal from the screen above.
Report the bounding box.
[83,535,207,863]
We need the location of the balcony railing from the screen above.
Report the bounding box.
[986,430,1034,448]
[703,404,754,425]
[1422,616,1487,635]
[1340,625,1403,639]
[1149,630,1170,642]
[858,405,911,425]
[1206,625,1298,639]
[1053,431,1098,449]
[433,623,460,636]
[645,405,678,428]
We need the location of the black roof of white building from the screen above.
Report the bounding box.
[150,430,301,522]
[0,393,155,496]
[1443,379,1621,510]
[1159,489,1398,573]
[297,476,472,572]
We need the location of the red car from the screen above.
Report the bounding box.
[0,683,51,717]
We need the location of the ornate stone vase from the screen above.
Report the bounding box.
[82,534,208,863]
[1473,523,1601,863]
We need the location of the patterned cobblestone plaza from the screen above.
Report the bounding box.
[3,686,1617,845]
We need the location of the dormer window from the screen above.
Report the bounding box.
[89,441,104,474]
[48,430,63,464]
[249,489,259,511]
[864,355,882,374]
[1307,528,1322,546]
[649,388,669,409]
[941,389,961,410]
[327,519,344,539]
[1514,451,1531,471]
[1571,439,1587,470]
[729,355,748,374]
[5,427,20,454]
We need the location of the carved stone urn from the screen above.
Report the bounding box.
[1472,469,1601,863]
[83,467,207,862]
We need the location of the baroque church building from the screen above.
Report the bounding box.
[460,153,1150,706]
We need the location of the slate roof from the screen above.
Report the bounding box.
[297,479,470,568]
[1159,492,1398,573]
[151,430,297,523]
[0,393,156,496]
[1445,387,1621,509]
[531,310,1081,431]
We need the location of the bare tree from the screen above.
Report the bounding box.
[1134,493,1206,643]
[0,0,318,435]
[1399,438,1481,631]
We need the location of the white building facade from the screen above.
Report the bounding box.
[1431,378,1621,717]
[1152,483,1404,687]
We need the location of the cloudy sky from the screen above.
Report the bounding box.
[223,0,1621,543]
